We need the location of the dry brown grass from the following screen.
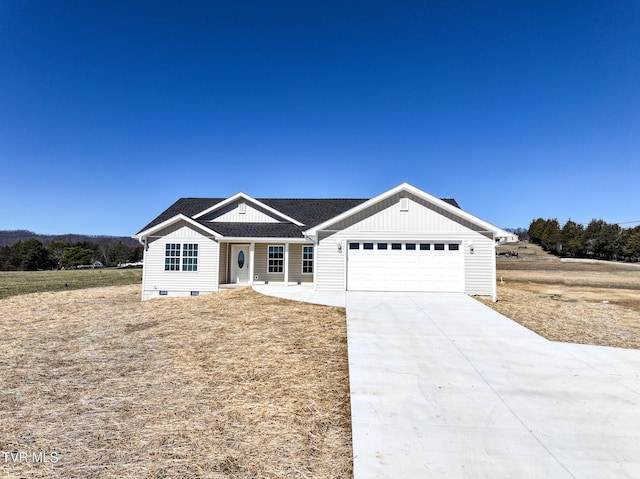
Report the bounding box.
[479,244,640,349]
[0,286,352,478]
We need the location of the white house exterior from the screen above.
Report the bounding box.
[133,183,513,301]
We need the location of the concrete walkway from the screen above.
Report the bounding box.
[253,286,640,478]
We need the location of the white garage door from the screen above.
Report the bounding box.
[347,241,464,292]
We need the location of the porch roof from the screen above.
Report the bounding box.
[200,221,306,238]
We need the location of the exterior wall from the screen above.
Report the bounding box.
[248,242,313,284]
[463,235,496,296]
[315,195,495,295]
[253,243,284,283]
[315,232,347,291]
[204,200,280,223]
[141,221,219,300]
[218,242,228,284]
[288,243,314,284]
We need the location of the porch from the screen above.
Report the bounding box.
[218,241,314,288]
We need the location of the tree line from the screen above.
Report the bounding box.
[528,218,640,261]
[0,238,143,271]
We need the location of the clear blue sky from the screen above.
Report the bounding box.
[2,1,639,236]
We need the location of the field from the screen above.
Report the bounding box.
[478,244,640,349]
[0,268,142,300]
[0,286,352,478]
[2,247,639,477]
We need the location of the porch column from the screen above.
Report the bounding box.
[284,242,289,286]
[249,242,255,285]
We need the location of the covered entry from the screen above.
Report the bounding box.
[346,241,464,292]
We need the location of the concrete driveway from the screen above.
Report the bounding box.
[346,292,640,478]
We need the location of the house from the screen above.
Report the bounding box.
[133,183,514,301]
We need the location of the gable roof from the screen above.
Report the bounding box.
[192,192,306,226]
[303,182,501,239]
[135,187,463,239]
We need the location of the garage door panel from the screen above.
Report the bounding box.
[347,241,464,292]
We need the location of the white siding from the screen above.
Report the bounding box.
[315,195,495,295]
[141,221,219,300]
[463,236,495,295]
[316,233,346,291]
[206,200,280,223]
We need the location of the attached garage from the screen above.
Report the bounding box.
[346,240,464,292]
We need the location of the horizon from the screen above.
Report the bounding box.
[2,2,639,235]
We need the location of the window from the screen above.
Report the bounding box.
[302,246,314,274]
[349,242,360,250]
[406,243,416,250]
[363,243,374,250]
[449,243,460,251]
[434,243,445,251]
[268,245,284,273]
[391,243,402,250]
[165,243,198,272]
[420,243,430,251]
[165,243,181,271]
[182,244,198,271]
[377,243,388,250]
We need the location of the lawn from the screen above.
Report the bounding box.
[478,244,640,349]
[0,268,142,300]
[0,286,352,478]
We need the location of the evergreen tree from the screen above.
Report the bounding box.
[60,246,95,269]
[16,239,53,270]
[623,227,640,260]
[560,220,584,257]
[528,218,547,245]
[540,219,561,253]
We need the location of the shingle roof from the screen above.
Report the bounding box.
[202,222,307,238]
[137,196,460,237]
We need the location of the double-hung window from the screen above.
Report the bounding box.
[182,244,198,271]
[165,243,198,271]
[268,245,284,273]
[302,246,314,274]
[165,244,181,271]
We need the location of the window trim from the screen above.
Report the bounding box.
[165,243,181,271]
[302,245,314,274]
[165,243,199,272]
[268,245,284,274]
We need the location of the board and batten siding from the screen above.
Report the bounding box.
[314,196,495,295]
[204,200,280,223]
[141,222,219,300]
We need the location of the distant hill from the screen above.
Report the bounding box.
[0,230,138,247]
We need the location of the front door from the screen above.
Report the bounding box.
[230,245,250,284]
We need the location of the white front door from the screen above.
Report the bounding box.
[230,244,250,284]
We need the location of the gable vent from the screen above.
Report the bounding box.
[238,202,246,214]
[399,197,409,211]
